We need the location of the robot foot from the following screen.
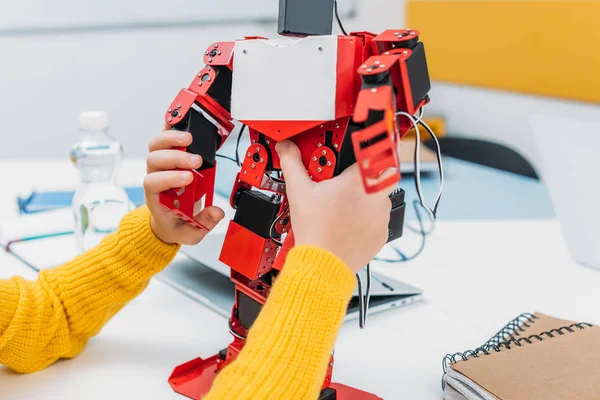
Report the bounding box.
[327,383,384,400]
[168,357,383,400]
[168,356,219,400]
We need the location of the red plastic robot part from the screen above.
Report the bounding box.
[162,24,430,400]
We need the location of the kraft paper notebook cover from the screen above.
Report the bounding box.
[442,312,600,400]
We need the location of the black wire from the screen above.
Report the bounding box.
[269,173,285,184]
[365,262,371,324]
[404,221,435,236]
[334,0,348,35]
[356,272,364,327]
[374,199,431,263]
[235,124,247,167]
[215,123,248,166]
[405,207,436,236]
[269,204,288,247]
[356,263,372,329]
[373,114,442,264]
[417,120,444,217]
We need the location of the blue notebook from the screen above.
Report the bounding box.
[17,187,145,214]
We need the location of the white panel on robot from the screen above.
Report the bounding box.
[0,0,357,33]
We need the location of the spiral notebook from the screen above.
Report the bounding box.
[442,312,600,400]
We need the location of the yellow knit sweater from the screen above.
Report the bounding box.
[0,206,356,400]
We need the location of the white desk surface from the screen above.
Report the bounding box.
[1,159,599,400]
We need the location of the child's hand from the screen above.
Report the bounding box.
[144,129,225,245]
[276,140,395,273]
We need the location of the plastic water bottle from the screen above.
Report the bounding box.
[70,111,133,253]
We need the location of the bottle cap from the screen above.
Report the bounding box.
[79,111,108,131]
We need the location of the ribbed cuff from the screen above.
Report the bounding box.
[114,205,181,284]
[40,206,181,335]
[281,245,357,300]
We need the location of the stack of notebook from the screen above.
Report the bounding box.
[442,312,599,400]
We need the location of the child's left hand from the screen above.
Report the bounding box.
[144,129,225,245]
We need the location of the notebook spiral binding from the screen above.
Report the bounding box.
[480,312,539,348]
[441,315,594,390]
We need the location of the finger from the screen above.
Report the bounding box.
[143,170,194,195]
[174,206,226,245]
[148,130,193,152]
[275,140,313,194]
[337,163,368,192]
[175,223,211,245]
[338,162,361,182]
[147,149,202,173]
[195,206,226,230]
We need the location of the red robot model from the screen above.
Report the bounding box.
[159,1,432,399]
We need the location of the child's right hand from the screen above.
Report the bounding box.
[276,140,395,273]
[144,129,225,245]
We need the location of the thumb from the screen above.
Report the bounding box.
[194,206,226,231]
[276,140,313,193]
[175,206,226,245]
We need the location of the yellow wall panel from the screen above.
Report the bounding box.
[406,0,600,103]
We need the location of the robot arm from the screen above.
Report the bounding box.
[351,29,431,194]
[159,42,236,229]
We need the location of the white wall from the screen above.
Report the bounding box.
[0,0,406,160]
[5,0,596,172]
[426,83,600,172]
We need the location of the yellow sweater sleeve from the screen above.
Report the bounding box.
[204,245,357,400]
[0,205,180,374]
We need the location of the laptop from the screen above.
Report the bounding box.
[158,253,423,322]
[157,195,423,320]
[529,114,600,271]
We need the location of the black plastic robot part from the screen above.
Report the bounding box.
[172,107,220,171]
[387,188,406,242]
[278,0,334,36]
[319,388,337,400]
[233,190,282,239]
[237,291,263,331]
